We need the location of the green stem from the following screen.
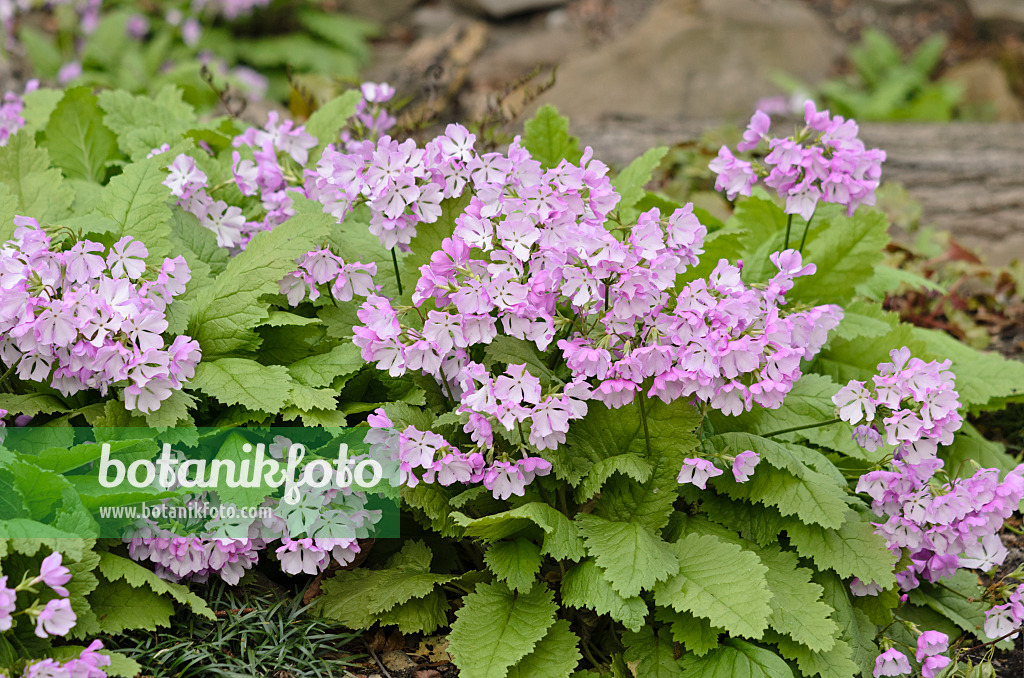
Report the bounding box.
[798,212,816,252]
[783,213,793,250]
[391,248,403,296]
[637,391,653,457]
[763,417,842,438]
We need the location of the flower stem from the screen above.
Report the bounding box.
[798,212,816,252]
[637,391,653,457]
[391,248,403,296]
[784,213,793,250]
[763,417,842,438]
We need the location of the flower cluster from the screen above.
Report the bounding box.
[0,551,111,676]
[872,630,949,678]
[710,100,886,219]
[231,111,317,235]
[984,580,1024,641]
[836,348,1024,589]
[338,82,398,151]
[348,121,841,500]
[278,248,377,306]
[21,640,110,678]
[164,109,318,248]
[0,222,201,413]
[126,448,381,583]
[0,80,35,146]
[310,123,476,249]
[677,449,762,488]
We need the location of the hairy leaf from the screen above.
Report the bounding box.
[522,105,582,169]
[448,581,557,678]
[577,514,679,598]
[484,539,542,593]
[506,619,582,678]
[653,533,771,638]
[561,559,649,632]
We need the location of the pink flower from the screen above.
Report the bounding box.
[732,450,760,482]
[34,597,76,638]
[0,576,16,631]
[676,458,723,490]
[872,649,910,677]
[34,551,72,597]
[106,237,148,279]
[915,630,948,661]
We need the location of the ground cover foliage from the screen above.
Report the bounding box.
[2,30,1024,678]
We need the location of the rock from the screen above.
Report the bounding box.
[969,0,1024,24]
[414,671,442,678]
[945,58,1024,122]
[381,650,417,672]
[338,0,420,24]
[537,0,845,123]
[455,0,568,20]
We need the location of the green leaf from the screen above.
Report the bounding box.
[623,627,682,678]
[815,572,879,678]
[448,581,557,678]
[756,546,838,652]
[3,459,69,519]
[402,483,463,538]
[485,539,542,592]
[788,209,890,306]
[93,154,173,263]
[786,511,897,589]
[734,197,789,284]
[705,433,848,529]
[680,228,746,285]
[832,300,896,341]
[506,619,582,678]
[717,374,864,459]
[653,533,771,638]
[769,632,858,678]
[304,90,362,149]
[562,399,699,531]
[561,559,649,632]
[287,382,338,411]
[191,359,293,412]
[288,343,364,388]
[655,608,721,656]
[20,87,65,136]
[86,577,175,633]
[679,639,794,678]
[98,86,196,156]
[376,589,450,635]
[168,207,229,277]
[456,502,586,561]
[576,453,653,502]
[0,393,67,417]
[144,389,196,429]
[189,197,333,357]
[522,104,582,170]
[16,26,62,79]
[910,326,1024,410]
[41,87,119,182]
[613,146,668,221]
[909,571,987,638]
[483,335,557,386]
[576,514,679,598]
[0,133,74,224]
[314,541,456,628]
[97,552,214,618]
